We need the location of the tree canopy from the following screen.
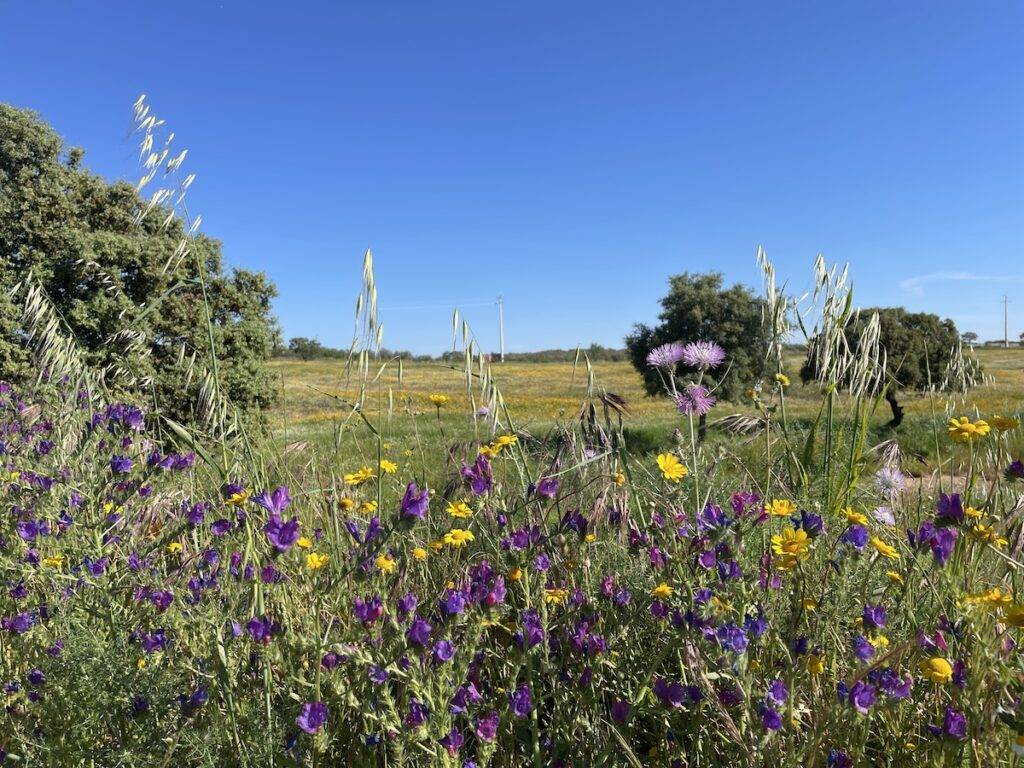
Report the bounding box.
[800,306,966,425]
[0,104,279,428]
[625,272,768,400]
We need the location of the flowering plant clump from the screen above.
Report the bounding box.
[1,352,1022,768]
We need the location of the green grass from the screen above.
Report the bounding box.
[266,348,1024,481]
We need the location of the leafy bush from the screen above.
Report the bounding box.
[801,307,971,426]
[0,104,279,430]
[625,272,768,401]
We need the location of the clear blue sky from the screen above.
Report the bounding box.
[3,2,1022,352]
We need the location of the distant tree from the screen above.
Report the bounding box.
[0,104,279,428]
[800,307,964,427]
[961,331,978,345]
[625,271,768,408]
[288,337,325,361]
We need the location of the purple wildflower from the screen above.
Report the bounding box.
[852,635,875,662]
[509,684,533,717]
[253,486,291,516]
[264,514,301,552]
[110,455,133,474]
[434,640,456,663]
[681,340,726,370]
[246,615,277,644]
[927,525,958,565]
[610,700,631,724]
[439,727,464,756]
[475,711,499,742]
[716,623,748,654]
[354,596,384,625]
[862,604,887,631]
[841,524,868,551]
[875,668,913,699]
[759,702,783,730]
[646,342,686,369]
[936,492,964,526]
[533,476,560,499]
[674,384,716,415]
[407,616,432,646]
[400,482,430,519]
[406,699,429,729]
[766,679,788,707]
[296,701,329,734]
[842,680,877,714]
[461,455,492,495]
[930,706,967,740]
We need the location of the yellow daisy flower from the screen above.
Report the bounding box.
[965,586,1011,607]
[344,467,376,486]
[947,416,990,443]
[656,453,688,483]
[378,459,398,474]
[919,656,953,684]
[375,553,396,574]
[225,488,249,506]
[651,582,674,600]
[306,552,329,570]
[771,527,810,559]
[971,524,1008,547]
[443,528,475,548]
[428,393,450,407]
[767,499,797,517]
[871,536,900,560]
[771,527,811,571]
[842,507,868,526]
[447,500,474,518]
[544,587,569,605]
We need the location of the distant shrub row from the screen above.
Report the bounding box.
[276,338,636,363]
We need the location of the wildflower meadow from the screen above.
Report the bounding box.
[2,100,1024,768]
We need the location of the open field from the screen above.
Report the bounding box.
[268,347,1024,474]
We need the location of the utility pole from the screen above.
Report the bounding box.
[497,295,505,362]
[1004,295,1010,348]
